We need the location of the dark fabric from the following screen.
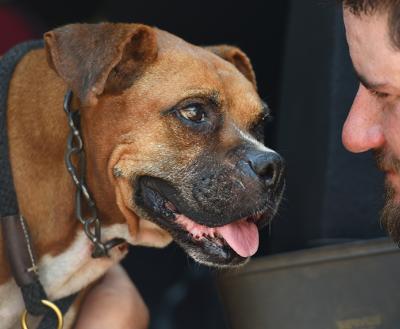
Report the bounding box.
[0,6,41,54]
[0,39,43,217]
[37,294,77,329]
[268,2,385,253]
[21,280,48,315]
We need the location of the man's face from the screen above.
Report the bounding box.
[343,8,400,242]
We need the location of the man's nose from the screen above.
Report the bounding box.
[342,84,385,153]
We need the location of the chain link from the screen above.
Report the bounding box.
[63,90,125,258]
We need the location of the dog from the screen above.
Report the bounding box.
[0,23,284,328]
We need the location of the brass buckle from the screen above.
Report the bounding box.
[21,299,63,329]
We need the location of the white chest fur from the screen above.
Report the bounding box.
[0,223,134,329]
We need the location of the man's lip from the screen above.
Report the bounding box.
[386,170,397,179]
[385,171,400,194]
[385,172,396,188]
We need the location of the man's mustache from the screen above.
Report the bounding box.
[374,148,400,173]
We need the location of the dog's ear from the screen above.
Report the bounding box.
[44,23,158,107]
[206,45,257,89]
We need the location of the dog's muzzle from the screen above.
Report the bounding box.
[135,144,285,267]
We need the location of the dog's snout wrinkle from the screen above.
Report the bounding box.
[230,125,284,188]
[233,124,275,154]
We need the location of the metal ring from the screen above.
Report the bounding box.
[21,299,63,329]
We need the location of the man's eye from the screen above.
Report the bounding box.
[178,105,206,123]
[369,89,389,99]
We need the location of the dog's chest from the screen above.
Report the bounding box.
[0,224,132,329]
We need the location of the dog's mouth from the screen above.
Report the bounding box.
[135,176,273,267]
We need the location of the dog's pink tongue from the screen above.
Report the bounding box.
[216,220,259,258]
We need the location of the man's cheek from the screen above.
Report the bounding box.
[384,113,400,156]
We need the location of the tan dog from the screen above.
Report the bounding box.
[0,23,284,328]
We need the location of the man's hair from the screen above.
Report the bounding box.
[340,0,400,49]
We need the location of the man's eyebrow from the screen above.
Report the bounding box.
[354,70,387,90]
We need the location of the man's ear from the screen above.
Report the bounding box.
[206,45,257,89]
[44,23,158,107]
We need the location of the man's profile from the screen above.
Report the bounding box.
[341,0,400,242]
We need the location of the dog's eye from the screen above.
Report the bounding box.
[178,105,206,123]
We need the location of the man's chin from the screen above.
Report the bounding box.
[381,184,400,244]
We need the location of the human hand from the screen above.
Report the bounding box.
[73,264,149,329]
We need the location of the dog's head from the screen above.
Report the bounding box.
[44,23,285,267]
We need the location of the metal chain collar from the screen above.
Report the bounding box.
[63,90,125,258]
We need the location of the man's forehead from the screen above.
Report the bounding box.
[343,9,390,54]
[344,8,400,92]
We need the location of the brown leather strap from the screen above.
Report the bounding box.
[1,215,39,286]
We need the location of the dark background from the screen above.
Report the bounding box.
[0,0,386,328]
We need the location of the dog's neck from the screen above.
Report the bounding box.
[0,48,124,284]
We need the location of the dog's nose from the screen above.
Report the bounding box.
[248,151,284,187]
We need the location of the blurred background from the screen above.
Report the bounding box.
[0,0,387,328]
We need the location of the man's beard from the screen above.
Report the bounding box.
[375,149,400,244]
[381,184,400,244]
